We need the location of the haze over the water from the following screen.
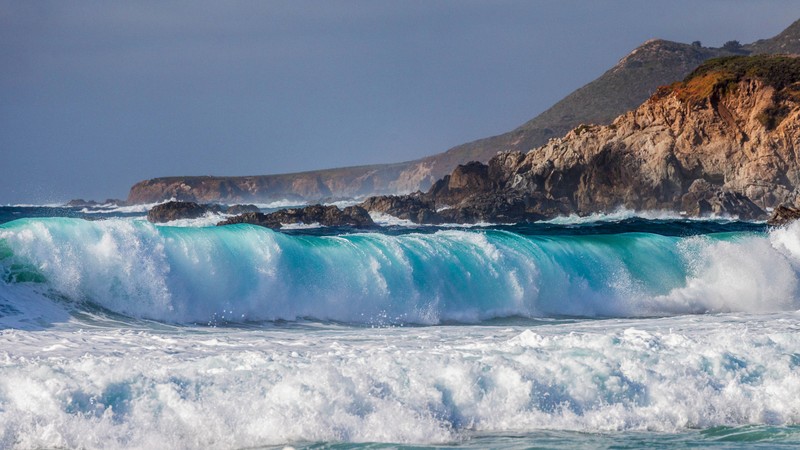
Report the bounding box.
[1,1,798,204]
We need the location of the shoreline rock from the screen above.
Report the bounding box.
[217,204,375,229]
[768,205,800,226]
[147,201,222,223]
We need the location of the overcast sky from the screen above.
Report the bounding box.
[1,1,799,204]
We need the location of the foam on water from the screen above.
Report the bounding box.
[540,208,747,225]
[252,199,307,209]
[76,199,175,215]
[1,218,799,325]
[1,315,799,448]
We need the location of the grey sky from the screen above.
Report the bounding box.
[1,1,798,204]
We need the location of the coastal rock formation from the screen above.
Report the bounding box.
[360,194,442,224]
[147,201,259,222]
[218,205,375,229]
[768,205,800,226]
[360,56,800,223]
[147,201,221,223]
[126,20,800,205]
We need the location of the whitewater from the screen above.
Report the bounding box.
[1,206,800,449]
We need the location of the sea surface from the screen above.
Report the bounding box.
[1,204,799,449]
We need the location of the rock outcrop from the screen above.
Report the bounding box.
[147,201,221,223]
[768,205,800,226]
[217,205,375,229]
[360,56,800,223]
[147,201,260,223]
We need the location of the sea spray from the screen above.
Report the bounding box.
[1,218,799,325]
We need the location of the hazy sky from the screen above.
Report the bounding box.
[2,1,799,204]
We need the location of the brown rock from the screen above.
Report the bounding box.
[768,205,800,226]
[361,57,800,224]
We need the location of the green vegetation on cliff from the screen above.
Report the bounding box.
[651,55,800,129]
[686,55,800,90]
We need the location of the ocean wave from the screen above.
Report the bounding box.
[0,218,798,325]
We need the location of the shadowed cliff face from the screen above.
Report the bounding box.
[362,56,800,222]
[127,20,800,204]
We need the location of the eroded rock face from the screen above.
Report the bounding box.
[218,205,375,229]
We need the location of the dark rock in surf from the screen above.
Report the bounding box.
[768,205,800,226]
[147,201,221,223]
[65,199,98,207]
[359,194,444,224]
[359,161,572,225]
[218,204,376,229]
[226,204,260,215]
[66,198,128,207]
[217,212,282,229]
[680,180,765,221]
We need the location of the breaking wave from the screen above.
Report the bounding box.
[1,218,798,325]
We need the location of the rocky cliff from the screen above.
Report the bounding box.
[127,20,800,204]
[361,56,800,222]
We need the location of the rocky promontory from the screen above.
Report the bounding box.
[359,56,800,223]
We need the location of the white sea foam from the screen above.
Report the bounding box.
[251,199,307,209]
[0,314,799,448]
[540,208,746,224]
[160,212,232,228]
[369,211,417,227]
[77,199,177,214]
[5,203,65,208]
[368,211,504,228]
[278,222,323,230]
[324,199,361,209]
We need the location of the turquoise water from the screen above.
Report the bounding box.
[0,206,799,449]
[275,426,800,449]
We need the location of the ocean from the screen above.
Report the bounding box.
[1,204,799,449]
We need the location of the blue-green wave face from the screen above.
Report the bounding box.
[1,218,799,324]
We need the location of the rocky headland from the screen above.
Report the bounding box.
[358,56,800,223]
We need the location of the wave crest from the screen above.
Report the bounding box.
[1,218,799,325]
